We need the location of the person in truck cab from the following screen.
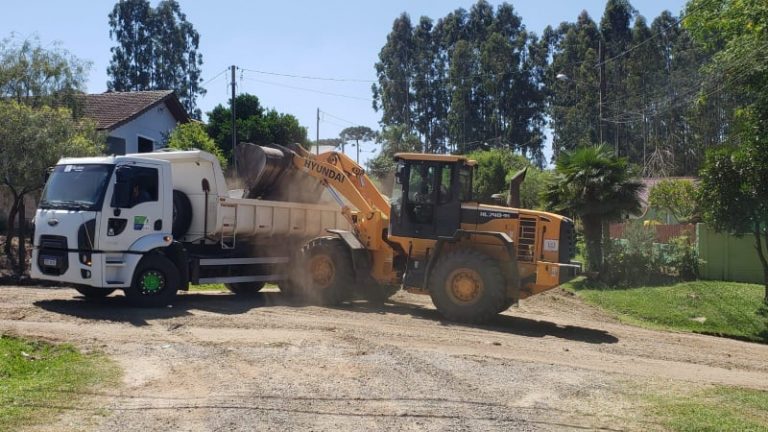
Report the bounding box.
[131,183,152,205]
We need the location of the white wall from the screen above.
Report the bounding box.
[109,102,180,153]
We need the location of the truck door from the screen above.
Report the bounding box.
[98,162,169,255]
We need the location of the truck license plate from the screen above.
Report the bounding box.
[43,257,58,267]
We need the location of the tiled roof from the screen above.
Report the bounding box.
[82,90,190,130]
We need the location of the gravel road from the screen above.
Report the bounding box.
[1,285,767,431]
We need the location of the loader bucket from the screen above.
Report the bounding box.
[236,142,325,203]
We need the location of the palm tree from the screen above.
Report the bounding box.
[545,144,643,273]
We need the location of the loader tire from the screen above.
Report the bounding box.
[125,254,180,307]
[294,237,354,305]
[225,281,266,295]
[428,249,506,324]
[172,190,192,239]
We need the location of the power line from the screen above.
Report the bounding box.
[240,68,374,83]
[320,110,366,127]
[241,77,372,102]
[200,68,229,87]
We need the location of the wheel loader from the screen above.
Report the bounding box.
[239,143,579,323]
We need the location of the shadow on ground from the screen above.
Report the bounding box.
[33,290,618,344]
[345,299,619,345]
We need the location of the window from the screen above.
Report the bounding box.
[112,165,159,208]
[406,162,436,224]
[138,136,154,153]
[438,164,453,204]
[40,164,113,211]
[459,166,472,202]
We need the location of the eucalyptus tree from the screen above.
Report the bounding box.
[107,0,204,118]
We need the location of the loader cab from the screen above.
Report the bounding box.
[389,153,474,239]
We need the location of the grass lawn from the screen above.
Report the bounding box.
[0,335,118,430]
[650,385,768,431]
[190,283,227,292]
[189,283,279,292]
[563,278,768,343]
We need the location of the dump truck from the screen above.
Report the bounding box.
[30,149,348,306]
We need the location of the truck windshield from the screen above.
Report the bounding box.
[39,164,114,211]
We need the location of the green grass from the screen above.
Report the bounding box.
[0,335,119,430]
[650,386,768,431]
[188,283,279,292]
[190,283,227,292]
[563,278,768,343]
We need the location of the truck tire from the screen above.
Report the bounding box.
[225,281,266,295]
[428,249,507,324]
[75,287,116,299]
[125,254,180,307]
[172,190,192,239]
[295,237,354,305]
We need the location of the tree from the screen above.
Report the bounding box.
[107,0,205,118]
[544,144,643,273]
[165,122,226,168]
[0,35,90,113]
[206,93,309,162]
[648,179,697,223]
[698,139,768,303]
[466,149,551,209]
[373,2,546,160]
[0,102,103,275]
[545,12,601,160]
[366,125,421,191]
[339,126,377,164]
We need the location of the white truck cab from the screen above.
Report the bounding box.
[32,154,175,300]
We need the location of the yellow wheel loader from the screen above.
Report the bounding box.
[239,143,579,323]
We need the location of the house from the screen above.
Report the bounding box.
[83,90,190,155]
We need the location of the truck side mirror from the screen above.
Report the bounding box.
[43,166,54,183]
[112,181,131,208]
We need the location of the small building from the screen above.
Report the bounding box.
[83,90,190,155]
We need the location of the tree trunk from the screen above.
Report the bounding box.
[582,215,604,273]
[763,228,768,304]
[16,197,26,276]
[752,225,768,304]
[4,195,19,272]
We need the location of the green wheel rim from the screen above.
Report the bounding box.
[140,270,165,295]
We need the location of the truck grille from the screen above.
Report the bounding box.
[37,235,69,275]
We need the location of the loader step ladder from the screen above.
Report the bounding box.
[517,217,537,262]
[221,204,237,249]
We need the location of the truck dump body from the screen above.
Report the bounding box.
[134,150,348,244]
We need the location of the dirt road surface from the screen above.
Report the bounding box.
[1,285,767,431]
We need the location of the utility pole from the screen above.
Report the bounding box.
[231,65,237,173]
[316,107,320,155]
[598,40,605,148]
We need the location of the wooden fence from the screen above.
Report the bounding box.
[609,223,696,244]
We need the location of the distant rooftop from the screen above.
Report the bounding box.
[82,90,189,130]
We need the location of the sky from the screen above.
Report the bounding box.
[1,0,688,165]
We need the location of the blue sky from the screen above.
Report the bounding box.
[1,0,687,164]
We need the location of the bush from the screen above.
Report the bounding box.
[600,222,699,287]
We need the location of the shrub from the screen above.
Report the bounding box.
[600,222,699,287]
